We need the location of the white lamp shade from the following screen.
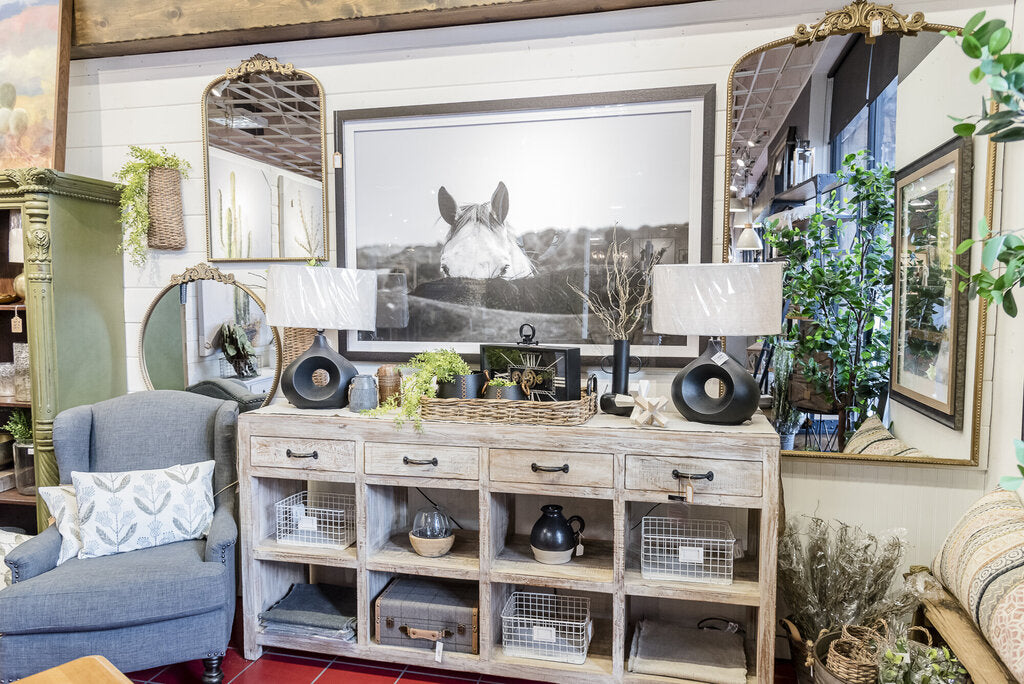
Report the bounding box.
[265,265,377,331]
[8,221,23,264]
[735,225,764,251]
[651,262,783,337]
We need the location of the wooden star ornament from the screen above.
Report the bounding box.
[629,392,669,428]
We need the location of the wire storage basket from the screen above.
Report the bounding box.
[641,517,736,584]
[501,592,592,665]
[275,491,355,549]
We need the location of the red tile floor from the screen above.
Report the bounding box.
[126,650,800,684]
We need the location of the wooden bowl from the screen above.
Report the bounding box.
[409,532,454,557]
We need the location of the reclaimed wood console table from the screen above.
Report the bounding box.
[239,406,780,683]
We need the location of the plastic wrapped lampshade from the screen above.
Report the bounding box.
[265,265,377,331]
[651,262,783,337]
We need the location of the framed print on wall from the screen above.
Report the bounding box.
[334,85,715,362]
[0,0,72,171]
[890,136,972,430]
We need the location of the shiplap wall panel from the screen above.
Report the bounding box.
[64,1,1012,566]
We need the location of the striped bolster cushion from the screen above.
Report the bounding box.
[841,415,925,459]
[933,489,1024,680]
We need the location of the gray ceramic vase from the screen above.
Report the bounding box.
[348,374,379,412]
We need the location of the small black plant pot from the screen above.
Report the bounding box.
[484,384,526,401]
[436,372,485,399]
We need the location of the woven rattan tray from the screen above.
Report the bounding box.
[420,392,597,426]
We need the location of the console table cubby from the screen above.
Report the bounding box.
[239,406,780,683]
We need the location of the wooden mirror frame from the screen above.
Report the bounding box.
[722,1,994,466]
[201,54,329,262]
[139,263,282,406]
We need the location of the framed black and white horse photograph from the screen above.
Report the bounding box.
[334,86,714,362]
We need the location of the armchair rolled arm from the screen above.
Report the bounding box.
[205,503,238,564]
[5,526,61,583]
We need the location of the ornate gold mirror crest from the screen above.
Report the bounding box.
[723,1,993,466]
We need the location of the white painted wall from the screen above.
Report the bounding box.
[63,0,1016,566]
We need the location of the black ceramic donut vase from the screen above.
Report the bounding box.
[280,332,357,409]
[670,342,760,425]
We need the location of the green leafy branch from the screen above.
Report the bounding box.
[113,146,191,267]
[954,219,1024,316]
[368,349,471,429]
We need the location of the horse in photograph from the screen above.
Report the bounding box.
[437,182,535,280]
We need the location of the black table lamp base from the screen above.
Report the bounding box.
[280,330,357,409]
[670,339,760,425]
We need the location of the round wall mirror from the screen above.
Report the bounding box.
[140,264,281,410]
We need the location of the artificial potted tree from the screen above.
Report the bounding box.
[114,146,191,266]
[220,323,259,379]
[766,151,894,448]
[3,409,34,495]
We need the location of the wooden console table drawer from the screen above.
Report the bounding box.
[250,436,355,472]
[625,454,762,497]
[365,442,479,480]
[489,449,613,488]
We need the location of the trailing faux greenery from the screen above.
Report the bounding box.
[3,409,32,444]
[485,377,516,387]
[778,516,915,639]
[113,146,191,266]
[369,349,471,429]
[766,151,894,447]
[879,627,968,684]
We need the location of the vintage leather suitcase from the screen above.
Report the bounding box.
[374,577,479,654]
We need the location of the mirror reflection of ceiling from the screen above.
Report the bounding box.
[205,73,322,180]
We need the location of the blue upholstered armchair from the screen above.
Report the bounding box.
[0,391,239,684]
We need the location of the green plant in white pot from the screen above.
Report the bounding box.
[114,146,191,266]
[3,409,34,495]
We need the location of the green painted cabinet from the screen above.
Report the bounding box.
[0,168,127,528]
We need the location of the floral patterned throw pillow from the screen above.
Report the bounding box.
[38,485,82,565]
[72,461,215,560]
[0,528,34,586]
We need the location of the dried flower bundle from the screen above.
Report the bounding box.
[567,230,665,341]
[778,516,916,639]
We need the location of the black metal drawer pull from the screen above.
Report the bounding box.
[403,456,438,466]
[672,469,714,481]
[286,449,318,460]
[532,463,569,473]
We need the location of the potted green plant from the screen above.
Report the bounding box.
[370,349,474,428]
[765,151,894,448]
[113,145,191,266]
[423,349,481,399]
[220,323,258,379]
[483,376,526,401]
[3,409,34,495]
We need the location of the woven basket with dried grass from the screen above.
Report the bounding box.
[146,167,186,250]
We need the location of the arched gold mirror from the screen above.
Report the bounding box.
[723,1,998,465]
[202,54,328,262]
[140,264,282,410]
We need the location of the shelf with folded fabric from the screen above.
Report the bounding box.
[254,570,360,657]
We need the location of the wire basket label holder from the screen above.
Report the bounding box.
[641,517,736,584]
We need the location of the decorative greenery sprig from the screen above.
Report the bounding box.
[999,440,1024,491]
[954,218,1023,316]
[3,409,32,444]
[769,340,804,436]
[486,377,516,387]
[879,628,968,684]
[220,323,255,362]
[369,349,471,429]
[113,146,191,266]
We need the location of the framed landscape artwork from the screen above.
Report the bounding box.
[890,137,972,430]
[334,86,715,362]
[0,0,72,171]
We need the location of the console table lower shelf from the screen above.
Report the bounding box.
[238,407,780,684]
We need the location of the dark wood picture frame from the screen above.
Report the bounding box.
[333,85,716,364]
[890,136,972,430]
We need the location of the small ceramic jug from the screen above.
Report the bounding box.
[347,374,379,412]
[529,504,585,565]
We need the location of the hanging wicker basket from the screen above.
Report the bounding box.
[282,327,317,367]
[146,167,186,250]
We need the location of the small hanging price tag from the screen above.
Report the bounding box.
[434,640,444,663]
[332,151,343,169]
[10,309,21,334]
[575,532,584,557]
[711,351,729,366]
